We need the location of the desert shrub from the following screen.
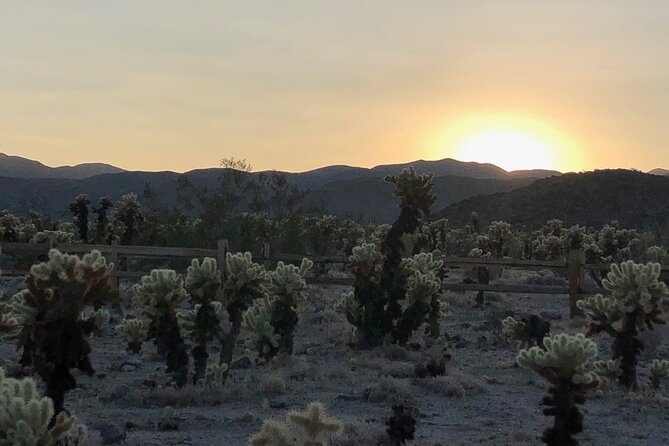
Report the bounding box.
[385,404,416,446]
[650,359,669,389]
[577,261,668,389]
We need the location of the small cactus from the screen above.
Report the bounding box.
[249,401,343,446]
[502,315,551,349]
[385,405,417,446]
[117,318,149,353]
[649,359,669,390]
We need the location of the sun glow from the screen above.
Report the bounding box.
[427,115,583,172]
[455,130,555,171]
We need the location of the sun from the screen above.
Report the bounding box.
[455,129,555,171]
[426,114,582,172]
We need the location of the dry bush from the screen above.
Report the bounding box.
[102,380,245,407]
[261,372,287,395]
[365,376,414,405]
[417,369,486,399]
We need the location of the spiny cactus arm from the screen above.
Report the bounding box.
[405,272,441,305]
[336,291,364,328]
[0,370,84,446]
[517,333,598,385]
[117,318,149,343]
[592,358,622,387]
[185,257,222,303]
[603,261,668,321]
[576,294,623,336]
[224,252,269,304]
[242,296,280,358]
[502,317,528,346]
[132,269,187,313]
[249,419,294,446]
[348,243,384,280]
[286,401,343,442]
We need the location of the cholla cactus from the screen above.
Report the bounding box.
[243,296,280,362]
[217,252,270,371]
[113,193,143,245]
[133,269,189,387]
[81,308,110,334]
[0,368,87,445]
[0,299,20,339]
[181,257,223,384]
[117,318,149,353]
[517,333,598,446]
[265,259,313,357]
[348,243,384,280]
[650,359,669,390]
[577,261,668,389]
[31,230,75,245]
[592,358,623,388]
[204,363,229,389]
[10,249,116,414]
[486,221,513,258]
[502,316,551,349]
[250,401,343,446]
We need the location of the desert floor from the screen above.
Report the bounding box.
[1,268,668,446]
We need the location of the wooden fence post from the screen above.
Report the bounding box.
[109,240,120,292]
[568,248,585,318]
[263,242,271,270]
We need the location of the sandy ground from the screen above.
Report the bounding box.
[1,268,668,446]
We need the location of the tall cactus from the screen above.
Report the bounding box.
[180,257,223,384]
[133,269,189,387]
[7,249,116,414]
[517,333,598,446]
[577,261,668,389]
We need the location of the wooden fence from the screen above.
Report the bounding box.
[1,242,666,318]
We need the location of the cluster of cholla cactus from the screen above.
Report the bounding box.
[0,367,87,445]
[1,249,116,414]
[243,258,313,361]
[517,333,599,446]
[219,252,270,370]
[501,315,551,348]
[133,269,189,386]
[341,242,446,346]
[249,401,343,446]
[577,261,668,389]
[340,168,437,348]
[178,257,224,383]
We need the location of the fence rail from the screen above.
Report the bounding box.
[1,241,667,318]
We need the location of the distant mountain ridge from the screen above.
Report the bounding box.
[0,153,125,179]
[435,169,669,232]
[649,168,669,176]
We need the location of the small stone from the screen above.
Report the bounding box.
[238,412,254,422]
[121,365,136,372]
[335,393,358,402]
[269,400,287,409]
[366,389,386,404]
[157,417,179,431]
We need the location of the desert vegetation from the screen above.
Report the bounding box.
[0,167,667,445]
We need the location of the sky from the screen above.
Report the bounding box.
[1,1,668,173]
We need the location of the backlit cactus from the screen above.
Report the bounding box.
[133,269,189,387]
[649,359,669,390]
[117,318,149,353]
[9,249,116,414]
[243,295,280,362]
[0,368,87,446]
[249,401,343,446]
[181,257,223,384]
[577,261,668,388]
[502,315,551,349]
[517,333,599,446]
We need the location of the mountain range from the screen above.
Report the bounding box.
[0,153,668,230]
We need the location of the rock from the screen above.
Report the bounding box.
[238,412,254,423]
[94,423,126,445]
[269,400,287,409]
[454,340,469,349]
[335,393,358,402]
[157,417,179,431]
[366,389,387,404]
[108,384,130,400]
[121,364,136,372]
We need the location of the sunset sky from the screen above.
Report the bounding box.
[1,1,668,173]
